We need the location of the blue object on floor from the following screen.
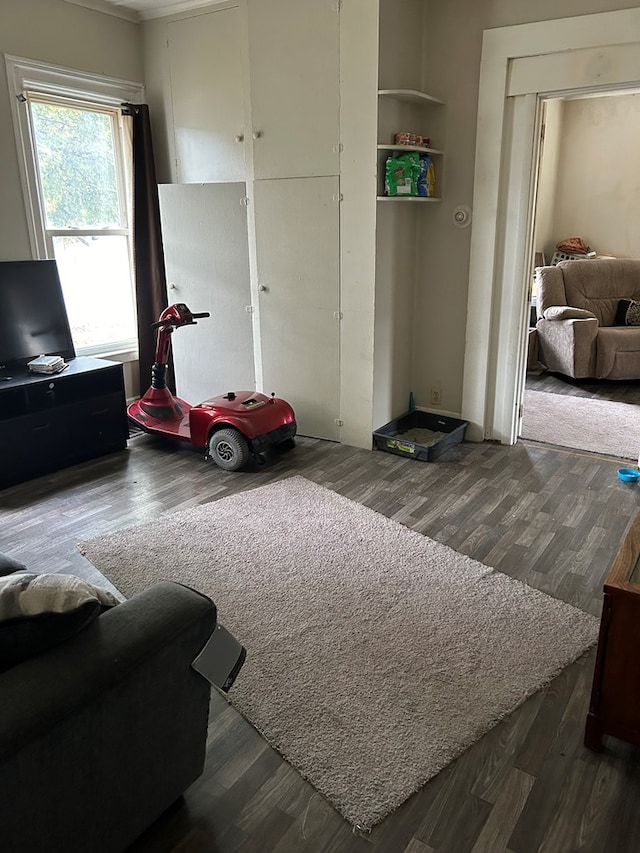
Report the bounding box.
[618,468,640,483]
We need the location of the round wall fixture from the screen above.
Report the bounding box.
[453,205,472,228]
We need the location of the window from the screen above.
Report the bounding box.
[6,57,144,359]
[29,95,136,355]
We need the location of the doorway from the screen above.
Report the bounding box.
[461,7,640,446]
[521,90,640,458]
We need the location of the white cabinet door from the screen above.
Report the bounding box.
[158,183,255,405]
[168,7,246,183]
[253,177,340,440]
[248,0,340,180]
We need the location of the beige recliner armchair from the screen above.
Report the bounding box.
[535,259,640,379]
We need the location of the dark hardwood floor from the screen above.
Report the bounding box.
[2,430,640,853]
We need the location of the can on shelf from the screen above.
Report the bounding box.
[394,132,413,146]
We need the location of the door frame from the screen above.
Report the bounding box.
[461,8,640,444]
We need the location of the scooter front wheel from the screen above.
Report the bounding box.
[208,428,250,472]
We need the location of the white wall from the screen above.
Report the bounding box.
[551,92,640,259]
[411,0,640,417]
[374,0,425,428]
[378,0,425,90]
[339,0,379,447]
[534,98,565,266]
[0,0,143,397]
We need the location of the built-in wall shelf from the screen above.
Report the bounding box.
[378,88,444,106]
[377,143,443,156]
[377,87,445,199]
[377,196,441,202]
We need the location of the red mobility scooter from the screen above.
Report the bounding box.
[127,303,297,471]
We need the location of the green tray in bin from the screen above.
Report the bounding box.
[373,410,468,462]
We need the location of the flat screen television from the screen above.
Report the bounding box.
[0,260,76,369]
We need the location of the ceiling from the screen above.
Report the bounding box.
[64,0,226,22]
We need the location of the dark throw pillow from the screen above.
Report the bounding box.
[0,551,28,577]
[615,299,640,326]
[615,299,632,325]
[0,573,119,673]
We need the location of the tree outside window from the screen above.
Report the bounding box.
[27,97,137,355]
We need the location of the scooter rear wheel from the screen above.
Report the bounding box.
[209,428,250,472]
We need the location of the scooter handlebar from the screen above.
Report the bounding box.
[150,310,211,329]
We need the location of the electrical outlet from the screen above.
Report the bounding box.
[431,387,442,406]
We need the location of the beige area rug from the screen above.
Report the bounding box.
[78,476,598,830]
[522,389,639,460]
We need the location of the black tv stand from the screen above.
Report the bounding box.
[0,357,128,489]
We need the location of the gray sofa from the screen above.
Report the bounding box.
[535,258,640,379]
[0,579,217,853]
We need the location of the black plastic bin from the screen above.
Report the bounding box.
[373,410,468,462]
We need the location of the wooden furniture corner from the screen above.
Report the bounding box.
[585,511,640,751]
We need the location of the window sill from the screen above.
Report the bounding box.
[77,348,139,364]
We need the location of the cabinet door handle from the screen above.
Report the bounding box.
[252,130,262,140]
[235,134,244,143]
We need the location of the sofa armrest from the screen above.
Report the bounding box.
[0,581,217,853]
[0,580,216,758]
[535,265,568,315]
[536,316,598,378]
[542,305,597,321]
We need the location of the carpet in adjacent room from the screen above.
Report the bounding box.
[521,389,639,460]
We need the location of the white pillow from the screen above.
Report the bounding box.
[0,572,117,621]
[0,573,119,673]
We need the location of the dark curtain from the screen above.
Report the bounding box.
[121,103,174,393]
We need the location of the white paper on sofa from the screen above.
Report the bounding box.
[192,622,246,693]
